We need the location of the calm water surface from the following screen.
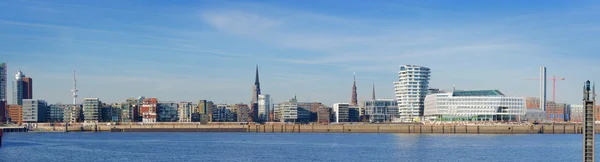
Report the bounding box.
[0,132,590,162]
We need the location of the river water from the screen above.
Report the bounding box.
[0,132,590,161]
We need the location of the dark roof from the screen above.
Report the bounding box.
[452,90,505,96]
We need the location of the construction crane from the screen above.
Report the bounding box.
[525,73,565,102]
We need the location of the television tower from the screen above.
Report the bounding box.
[71,65,78,105]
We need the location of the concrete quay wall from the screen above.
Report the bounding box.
[29,123,597,134]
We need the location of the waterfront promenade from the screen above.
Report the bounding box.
[12,122,595,134]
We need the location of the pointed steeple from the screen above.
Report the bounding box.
[372,83,376,101]
[351,72,358,105]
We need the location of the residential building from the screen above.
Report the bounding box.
[178,102,193,122]
[141,98,158,123]
[235,103,250,122]
[394,65,431,122]
[110,103,121,122]
[63,104,82,123]
[280,96,298,123]
[12,70,33,105]
[296,102,312,123]
[197,100,214,122]
[258,94,271,122]
[360,99,399,123]
[158,102,178,122]
[83,98,101,123]
[48,104,65,122]
[8,104,22,124]
[22,99,47,123]
[424,90,525,121]
[548,103,569,122]
[570,104,584,122]
[213,104,235,122]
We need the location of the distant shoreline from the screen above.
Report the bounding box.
[7,123,593,134]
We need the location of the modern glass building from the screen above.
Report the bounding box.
[0,62,6,102]
[158,102,178,122]
[360,99,399,123]
[22,99,47,123]
[424,90,525,121]
[83,98,101,123]
[394,65,430,122]
[48,104,65,122]
[279,96,298,123]
[258,94,271,122]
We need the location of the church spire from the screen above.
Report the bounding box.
[351,72,357,105]
[372,83,375,101]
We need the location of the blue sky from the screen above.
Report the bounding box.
[1,0,599,105]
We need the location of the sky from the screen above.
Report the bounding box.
[1,0,600,106]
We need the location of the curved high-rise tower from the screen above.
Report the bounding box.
[393,65,430,122]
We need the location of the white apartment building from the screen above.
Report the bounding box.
[178,102,192,122]
[424,90,525,121]
[333,103,350,123]
[393,65,430,122]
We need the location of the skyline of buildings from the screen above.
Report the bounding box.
[0,61,596,125]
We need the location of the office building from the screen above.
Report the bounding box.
[197,100,215,122]
[272,104,280,122]
[279,96,298,123]
[0,63,6,122]
[424,90,525,121]
[22,99,47,123]
[570,104,584,122]
[317,105,330,124]
[394,65,430,122]
[100,103,114,122]
[178,102,193,122]
[360,99,399,123]
[213,104,235,122]
[83,98,101,123]
[258,94,271,122]
[8,104,22,124]
[0,100,5,123]
[158,102,178,122]
[48,104,65,122]
[0,62,6,102]
[548,103,569,122]
[333,103,350,123]
[12,70,33,105]
[141,98,158,123]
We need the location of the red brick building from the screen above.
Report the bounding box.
[141,98,158,123]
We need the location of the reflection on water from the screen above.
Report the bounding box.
[0,133,593,162]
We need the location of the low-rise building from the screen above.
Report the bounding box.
[8,104,22,124]
[63,104,82,123]
[570,104,584,122]
[360,99,399,123]
[22,99,47,123]
[424,90,525,121]
[48,104,65,123]
[235,104,250,122]
[333,103,350,123]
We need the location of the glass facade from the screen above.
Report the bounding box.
[83,98,101,123]
[361,99,399,122]
[424,91,525,121]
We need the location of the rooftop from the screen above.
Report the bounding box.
[452,90,505,97]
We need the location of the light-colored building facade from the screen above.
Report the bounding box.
[63,104,82,123]
[393,65,430,122]
[570,104,584,122]
[178,102,193,122]
[12,71,32,105]
[360,99,399,123]
[333,103,350,123]
[22,99,47,123]
[424,90,525,121]
[83,98,101,123]
[258,94,271,122]
[279,96,298,123]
